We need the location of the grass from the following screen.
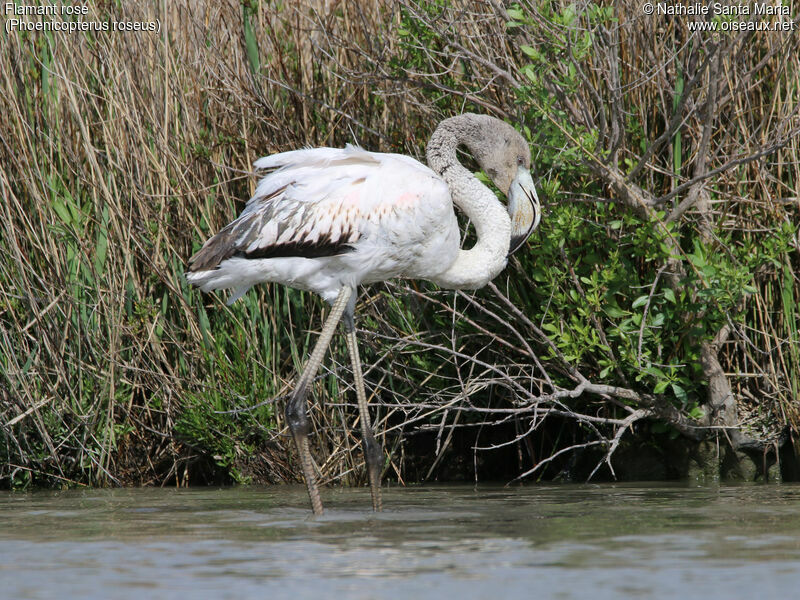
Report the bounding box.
[1,1,798,488]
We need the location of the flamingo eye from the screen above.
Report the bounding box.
[517,156,524,166]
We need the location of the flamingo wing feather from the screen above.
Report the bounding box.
[188,146,445,273]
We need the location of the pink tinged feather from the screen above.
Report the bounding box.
[394,192,420,209]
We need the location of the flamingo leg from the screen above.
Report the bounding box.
[285,286,352,516]
[343,310,383,512]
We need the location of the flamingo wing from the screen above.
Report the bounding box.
[188,145,444,272]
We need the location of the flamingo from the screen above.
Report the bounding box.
[186,114,541,515]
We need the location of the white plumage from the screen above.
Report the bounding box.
[187,114,541,515]
[187,144,459,304]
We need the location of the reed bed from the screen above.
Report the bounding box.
[1,0,798,488]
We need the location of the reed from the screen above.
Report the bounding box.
[1,0,798,488]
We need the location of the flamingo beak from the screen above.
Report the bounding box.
[507,166,541,256]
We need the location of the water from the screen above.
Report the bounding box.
[2,483,800,599]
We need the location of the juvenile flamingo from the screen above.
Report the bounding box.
[187,114,541,515]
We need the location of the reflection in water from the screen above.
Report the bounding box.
[2,483,800,599]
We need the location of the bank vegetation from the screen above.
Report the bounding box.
[1,0,799,488]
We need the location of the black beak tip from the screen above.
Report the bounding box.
[508,234,527,257]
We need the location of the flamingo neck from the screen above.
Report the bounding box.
[426,119,511,290]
